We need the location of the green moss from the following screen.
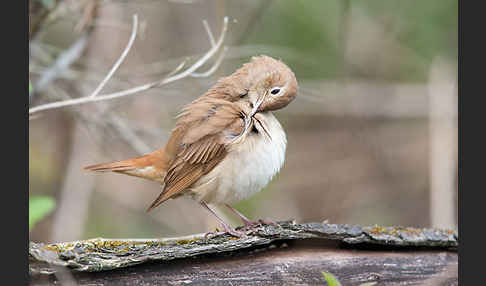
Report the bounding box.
[175,238,199,245]
[369,225,425,237]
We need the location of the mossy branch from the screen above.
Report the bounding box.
[29,220,457,275]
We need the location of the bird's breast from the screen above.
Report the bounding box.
[192,112,287,204]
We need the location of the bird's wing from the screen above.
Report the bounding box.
[146,98,247,211]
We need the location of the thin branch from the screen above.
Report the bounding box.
[165,60,187,78]
[104,112,153,154]
[89,14,138,98]
[147,16,228,85]
[34,34,89,92]
[51,86,153,155]
[190,46,228,78]
[202,19,216,47]
[29,16,229,116]
[191,18,228,78]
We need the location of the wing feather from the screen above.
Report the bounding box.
[146,97,246,211]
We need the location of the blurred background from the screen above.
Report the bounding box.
[29,0,458,243]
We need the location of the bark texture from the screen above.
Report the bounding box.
[29,221,458,285]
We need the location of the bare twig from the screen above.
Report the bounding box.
[74,0,99,33]
[34,34,89,92]
[190,46,228,78]
[166,60,187,78]
[89,14,138,98]
[202,19,216,47]
[29,16,229,116]
[191,19,229,78]
[51,86,154,155]
[104,112,153,154]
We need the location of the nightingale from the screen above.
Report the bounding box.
[85,55,298,237]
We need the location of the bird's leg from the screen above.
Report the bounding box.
[225,204,278,229]
[200,202,247,238]
[225,204,253,226]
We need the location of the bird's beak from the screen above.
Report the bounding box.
[251,90,267,116]
[231,89,268,144]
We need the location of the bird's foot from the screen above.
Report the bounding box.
[205,224,249,239]
[242,218,278,229]
[238,218,279,234]
[225,228,249,238]
[204,230,224,240]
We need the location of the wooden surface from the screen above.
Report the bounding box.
[29,221,458,285]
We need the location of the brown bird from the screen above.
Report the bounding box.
[85,55,298,237]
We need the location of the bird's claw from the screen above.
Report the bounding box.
[242,218,278,230]
[204,218,279,240]
[204,230,224,240]
[205,225,249,239]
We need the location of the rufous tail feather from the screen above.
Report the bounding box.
[84,149,169,183]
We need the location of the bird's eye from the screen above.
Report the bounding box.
[239,90,248,98]
[270,87,281,95]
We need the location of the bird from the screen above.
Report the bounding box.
[84,55,298,237]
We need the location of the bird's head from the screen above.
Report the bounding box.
[209,55,298,114]
[243,55,298,113]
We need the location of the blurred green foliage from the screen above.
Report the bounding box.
[322,272,342,286]
[29,196,56,230]
[39,0,55,9]
[358,0,457,58]
[246,0,457,81]
[321,271,377,286]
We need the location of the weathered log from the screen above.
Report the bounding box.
[29,221,458,285]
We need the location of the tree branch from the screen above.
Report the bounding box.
[33,34,89,93]
[29,16,229,116]
[29,221,457,274]
[89,14,138,98]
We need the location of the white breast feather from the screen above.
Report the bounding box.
[192,112,287,204]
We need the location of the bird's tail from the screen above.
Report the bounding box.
[84,149,168,182]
